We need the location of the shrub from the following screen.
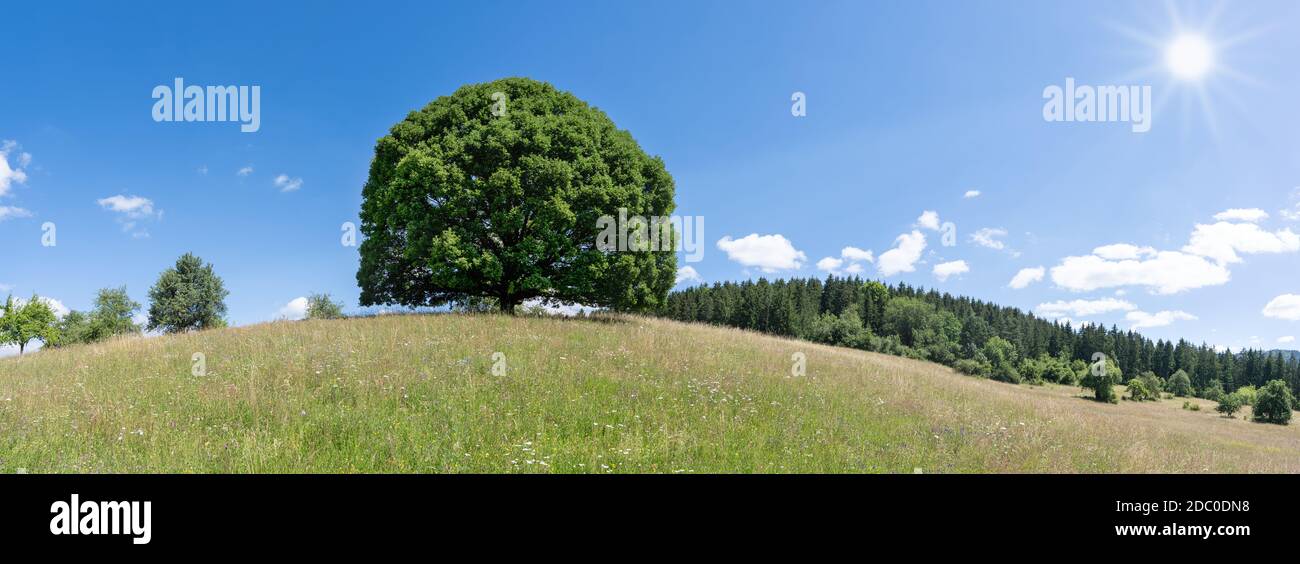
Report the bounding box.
[982,337,1021,384]
[1018,357,1045,385]
[1050,365,1075,385]
[1126,378,1157,402]
[990,363,1022,384]
[1252,380,1294,425]
[1234,385,1257,406]
[1200,380,1225,402]
[1182,401,1200,412]
[1136,371,1163,397]
[1216,393,1243,417]
[954,358,989,378]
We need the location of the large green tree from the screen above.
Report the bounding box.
[147,254,229,333]
[357,77,677,314]
[0,294,61,355]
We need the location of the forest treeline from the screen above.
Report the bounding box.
[658,276,1300,405]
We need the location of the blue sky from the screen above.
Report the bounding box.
[2,0,1299,355]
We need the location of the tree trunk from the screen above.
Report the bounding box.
[18,342,25,356]
[499,296,517,315]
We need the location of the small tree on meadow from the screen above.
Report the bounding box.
[88,287,142,340]
[0,294,61,355]
[1167,369,1193,397]
[147,253,229,334]
[306,293,346,320]
[1081,355,1122,403]
[1252,380,1294,425]
[51,310,93,348]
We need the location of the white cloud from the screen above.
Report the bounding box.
[1048,209,1300,296]
[716,233,806,272]
[43,298,69,319]
[237,166,254,176]
[0,140,30,197]
[1,296,69,319]
[877,230,927,277]
[274,174,303,192]
[963,190,981,199]
[0,206,32,221]
[1213,208,1269,223]
[1278,336,1296,344]
[1092,244,1157,260]
[276,297,309,320]
[675,266,701,285]
[1182,221,1299,265]
[1263,294,1300,321]
[840,246,874,263]
[1036,298,1136,318]
[932,260,969,282]
[1126,310,1197,329]
[818,246,875,276]
[1050,250,1230,294]
[98,194,161,237]
[816,256,844,273]
[1008,266,1045,289]
[970,227,1007,250]
[97,195,156,218]
[1283,189,1300,221]
[916,211,941,231]
[197,165,209,175]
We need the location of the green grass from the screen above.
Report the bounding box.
[1,314,1297,473]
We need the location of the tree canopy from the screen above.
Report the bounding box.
[357,77,677,314]
[0,294,61,355]
[306,293,345,320]
[50,287,141,348]
[146,253,229,333]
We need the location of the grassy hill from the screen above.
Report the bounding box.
[1,314,1297,473]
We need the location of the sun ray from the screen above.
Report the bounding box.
[1108,1,1270,139]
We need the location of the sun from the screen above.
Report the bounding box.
[1165,34,1214,80]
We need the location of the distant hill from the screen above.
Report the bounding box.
[1269,350,1300,362]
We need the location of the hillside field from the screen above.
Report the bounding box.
[1,314,1297,473]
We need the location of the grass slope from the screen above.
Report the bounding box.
[1,314,1297,473]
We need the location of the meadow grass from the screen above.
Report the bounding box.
[1,314,1297,473]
